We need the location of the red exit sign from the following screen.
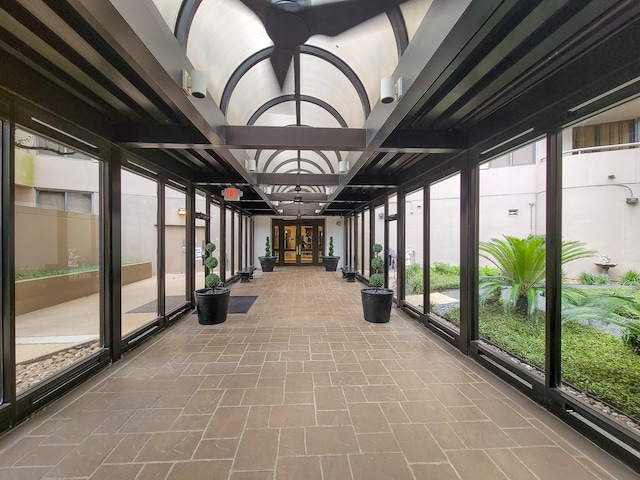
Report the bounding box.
[222,187,243,201]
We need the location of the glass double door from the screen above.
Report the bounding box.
[274,219,324,266]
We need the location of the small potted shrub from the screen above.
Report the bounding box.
[194,242,230,324]
[258,236,276,272]
[323,236,340,271]
[361,243,393,323]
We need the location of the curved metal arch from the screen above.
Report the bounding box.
[270,157,327,174]
[261,149,336,173]
[221,46,370,119]
[386,7,409,59]
[174,0,203,48]
[247,94,348,127]
[298,45,371,117]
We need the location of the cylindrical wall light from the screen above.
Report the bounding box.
[190,69,206,98]
[338,160,349,173]
[246,159,256,171]
[381,76,395,104]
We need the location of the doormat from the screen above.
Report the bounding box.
[127,295,258,314]
[228,296,258,314]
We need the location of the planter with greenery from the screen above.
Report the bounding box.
[323,236,340,271]
[194,242,230,325]
[258,236,276,272]
[361,243,394,323]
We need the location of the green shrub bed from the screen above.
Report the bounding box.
[476,303,640,421]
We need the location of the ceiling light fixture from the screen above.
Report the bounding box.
[181,69,206,98]
[381,76,403,103]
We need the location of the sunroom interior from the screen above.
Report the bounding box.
[1,0,640,475]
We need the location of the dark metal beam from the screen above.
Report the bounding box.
[256,173,340,186]
[112,123,208,145]
[225,126,365,150]
[386,7,409,58]
[174,0,202,48]
[382,130,466,151]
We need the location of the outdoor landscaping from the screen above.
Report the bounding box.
[404,234,640,427]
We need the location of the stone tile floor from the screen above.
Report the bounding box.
[0,267,637,479]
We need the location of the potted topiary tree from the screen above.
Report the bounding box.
[194,242,230,324]
[258,236,276,272]
[361,243,394,323]
[323,236,340,271]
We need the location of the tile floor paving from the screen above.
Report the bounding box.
[0,267,637,479]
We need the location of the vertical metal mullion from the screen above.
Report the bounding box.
[104,147,122,361]
[220,200,226,283]
[239,213,244,270]
[546,131,563,395]
[2,115,16,422]
[423,179,430,317]
[460,152,478,355]
[230,208,235,276]
[384,200,389,288]
[157,179,166,328]
[397,187,405,306]
[185,185,195,301]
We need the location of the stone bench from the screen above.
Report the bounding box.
[238,266,256,283]
[341,267,357,282]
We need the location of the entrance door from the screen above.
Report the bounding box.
[274,219,325,266]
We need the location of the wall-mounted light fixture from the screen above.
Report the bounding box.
[315,209,321,214]
[508,209,519,216]
[263,185,273,195]
[381,76,403,103]
[272,201,279,206]
[181,69,206,98]
[178,207,187,215]
[246,159,257,171]
[318,202,325,207]
[325,186,333,195]
[277,208,283,214]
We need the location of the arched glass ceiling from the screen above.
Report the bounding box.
[149,0,431,188]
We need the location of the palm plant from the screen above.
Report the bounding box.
[479,235,594,319]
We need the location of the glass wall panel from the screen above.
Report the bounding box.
[363,209,370,277]
[429,176,460,326]
[349,217,355,267]
[14,128,101,394]
[374,204,386,286]
[121,170,158,336]
[405,188,424,312]
[164,185,188,312]
[478,140,547,375]
[388,193,397,216]
[356,213,362,272]
[234,211,240,274]
[560,101,640,431]
[194,192,207,289]
[388,219,397,296]
[210,202,221,278]
[225,207,232,280]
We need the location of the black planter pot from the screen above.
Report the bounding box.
[361,287,394,323]
[323,256,340,271]
[194,287,230,325]
[259,256,276,272]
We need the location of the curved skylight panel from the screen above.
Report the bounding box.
[300,102,343,129]
[401,0,433,43]
[186,0,273,106]
[300,55,364,128]
[264,150,295,173]
[299,150,334,173]
[274,158,324,175]
[150,0,182,32]
[227,61,294,125]
[306,13,398,114]
[252,102,297,128]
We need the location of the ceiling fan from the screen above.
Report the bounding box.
[239,0,410,87]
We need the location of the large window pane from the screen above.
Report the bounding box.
[225,208,232,280]
[14,128,101,394]
[405,188,424,312]
[234,211,240,274]
[210,202,221,277]
[122,170,158,336]
[429,176,460,326]
[363,209,370,277]
[478,140,547,375]
[561,101,640,430]
[195,192,207,289]
[164,185,188,312]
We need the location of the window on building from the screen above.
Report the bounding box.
[36,190,92,213]
[572,119,636,150]
[488,143,536,168]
